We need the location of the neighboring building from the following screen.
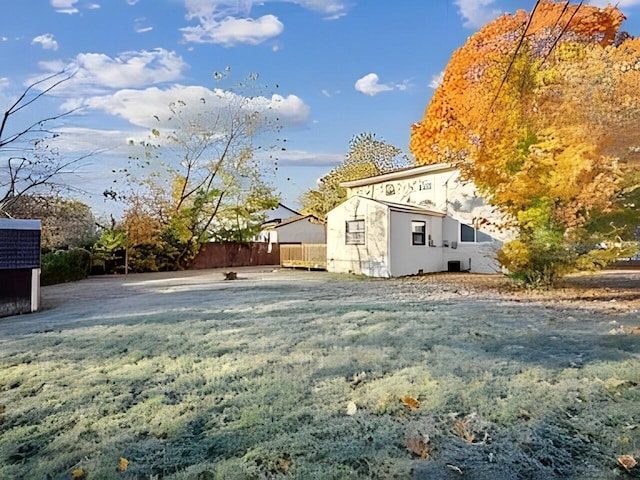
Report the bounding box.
[326,163,510,277]
[265,215,326,245]
[257,203,326,245]
[263,203,302,225]
[0,219,41,317]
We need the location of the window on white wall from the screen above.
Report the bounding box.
[460,223,475,242]
[460,223,492,243]
[411,221,426,245]
[346,219,365,245]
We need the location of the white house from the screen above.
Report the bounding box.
[326,163,510,277]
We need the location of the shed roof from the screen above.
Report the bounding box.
[266,214,323,229]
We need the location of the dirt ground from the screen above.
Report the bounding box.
[1,267,639,479]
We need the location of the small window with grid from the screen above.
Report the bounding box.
[411,221,426,246]
[346,219,365,245]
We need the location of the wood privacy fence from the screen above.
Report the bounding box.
[189,242,280,270]
[280,244,326,269]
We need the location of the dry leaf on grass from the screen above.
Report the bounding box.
[405,437,431,459]
[452,419,475,443]
[346,401,357,416]
[617,454,637,472]
[401,395,421,410]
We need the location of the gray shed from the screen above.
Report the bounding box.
[0,219,41,317]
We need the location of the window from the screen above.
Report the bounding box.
[460,223,475,242]
[460,223,492,243]
[411,221,426,245]
[346,219,365,245]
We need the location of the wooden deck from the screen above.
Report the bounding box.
[280,244,326,270]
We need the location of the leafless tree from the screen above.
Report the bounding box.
[0,71,93,215]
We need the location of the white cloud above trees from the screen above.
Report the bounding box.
[354,73,393,96]
[50,0,79,14]
[32,34,59,51]
[181,0,349,45]
[454,0,502,29]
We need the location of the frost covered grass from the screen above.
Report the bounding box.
[0,269,639,479]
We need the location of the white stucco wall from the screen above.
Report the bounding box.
[346,165,509,244]
[326,197,390,277]
[388,211,444,276]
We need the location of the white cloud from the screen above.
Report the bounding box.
[454,0,502,29]
[35,49,187,97]
[32,33,59,51]
[50,0,79,14]
[88,3,100,9]
[321,89,331,98]
[288,0,348,19]
[136,26,153,33]
[181,0,349,45]
[588,0,640,6]
[265,149,343,167]
[182,14,284,46]
[81,85,310,129]
[354,73,393,96]
[429,71,444,89]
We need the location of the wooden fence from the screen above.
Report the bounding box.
[189,242,280,269]
[280,244,326,270]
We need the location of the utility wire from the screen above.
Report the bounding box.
[488,0,542,114]
[538,0,584,70]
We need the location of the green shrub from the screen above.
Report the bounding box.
[41,248,91,285]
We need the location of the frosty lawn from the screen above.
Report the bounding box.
[0,269,638,479]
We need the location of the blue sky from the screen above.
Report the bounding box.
[2,0,640,217]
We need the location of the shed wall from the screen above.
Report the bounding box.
[388,211,444,276]
[327,197,390,277]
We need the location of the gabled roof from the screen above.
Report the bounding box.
[351,196,446,217]
[274,214,323,228]
[340,162,455,188]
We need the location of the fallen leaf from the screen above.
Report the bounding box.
[401,395,421,410]
[405,437,431,459]
[346,401,357,416]
[617,454,637,472]
[119,457,129,472]
[452,419,475,443]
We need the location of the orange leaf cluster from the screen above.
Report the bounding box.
[409,1,629,167]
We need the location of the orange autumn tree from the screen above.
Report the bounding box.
[410,1,640,286]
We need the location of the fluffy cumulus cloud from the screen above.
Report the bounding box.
[181,0,349,45]
[183,15,284,46]
[454,0,502,29]
[50,0,79,14]
[32,33,59,51]
[36,49,187,97]
[354,73,394,96]
[82,85,310,130]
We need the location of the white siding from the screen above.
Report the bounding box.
[327,197,390,277]
[388,211,444,276]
